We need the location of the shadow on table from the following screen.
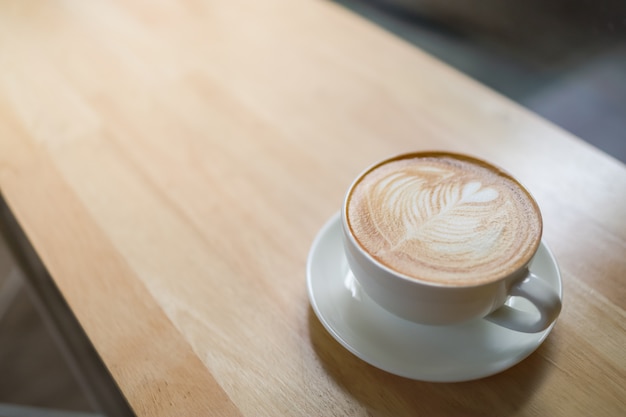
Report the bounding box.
[308,306,555,415]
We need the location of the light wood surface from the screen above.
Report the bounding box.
[0,0,624,416]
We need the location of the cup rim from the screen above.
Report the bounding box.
[342,150,544,289]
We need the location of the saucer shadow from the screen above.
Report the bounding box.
[308,306,556,416]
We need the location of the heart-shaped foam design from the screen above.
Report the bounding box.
[346,155,541,285]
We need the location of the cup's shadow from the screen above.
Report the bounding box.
[308,306,556,416]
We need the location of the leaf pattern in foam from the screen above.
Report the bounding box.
[368,168,501,257]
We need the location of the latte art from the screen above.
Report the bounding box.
[346,154,542,285]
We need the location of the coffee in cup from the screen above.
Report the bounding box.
[342,152,561,332]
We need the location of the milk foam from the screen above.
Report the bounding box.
[347,155,542,285]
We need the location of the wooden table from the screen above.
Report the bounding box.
[0,0,624,415]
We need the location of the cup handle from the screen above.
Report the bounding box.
[485,272,562,333]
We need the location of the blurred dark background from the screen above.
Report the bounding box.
[335,0,626,163]
[0,228,97,414]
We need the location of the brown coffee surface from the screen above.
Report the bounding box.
[346,153,542,286]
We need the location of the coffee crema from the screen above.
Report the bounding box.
[346,153,542,286]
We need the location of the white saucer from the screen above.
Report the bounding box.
[306,213,562,382]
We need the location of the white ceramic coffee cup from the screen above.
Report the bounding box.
[341,152,562,333]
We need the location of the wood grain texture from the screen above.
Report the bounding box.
[0,0,624,416]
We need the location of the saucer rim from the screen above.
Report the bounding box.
[306,212,562,382]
